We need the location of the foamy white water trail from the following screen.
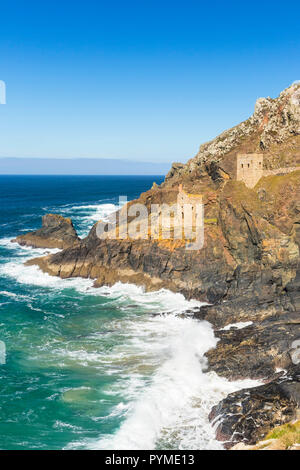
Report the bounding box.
[65,312,259,450]
[0,238,201,314]
[59,201,122,237]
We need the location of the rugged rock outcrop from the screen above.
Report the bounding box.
[13,82,300,448]
[164,81,300,186]
[201,310,300,381]
[13,214,80,249]
[209,365,300,448]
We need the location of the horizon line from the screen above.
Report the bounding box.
[0,156,173,163]
[0,173,166,176]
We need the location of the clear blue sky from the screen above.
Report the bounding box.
[0,0,300,163]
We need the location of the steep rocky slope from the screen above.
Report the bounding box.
[164,81,300,188]
[14,83,300,448]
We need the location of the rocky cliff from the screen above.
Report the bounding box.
[14,83,300,448]
[13,213,80,249]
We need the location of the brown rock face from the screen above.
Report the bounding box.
[13,214,80,249]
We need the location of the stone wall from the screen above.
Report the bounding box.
[177,185,203,232]
[236,153,264,188]
[263,166,300,177]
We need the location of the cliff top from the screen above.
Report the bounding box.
[164,82,300,189]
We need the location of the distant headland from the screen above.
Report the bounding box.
[0,157,172,175]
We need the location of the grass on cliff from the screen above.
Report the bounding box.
[257,169,300,192]
[264,421,300,449]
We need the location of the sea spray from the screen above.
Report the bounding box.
[65,309,260,450]
[0,341,6,364]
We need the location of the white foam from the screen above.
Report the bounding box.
[19,246,61,256]
[97,282,202,314]
[53,421,83,431]
[61,202,121,237]
[0,237,61,257]
[0,341,6,365]
[0,260,94,291]
[0,290,18,298]
[0,290,32,301]
[221,321,253,331]
[0,237,19,248]
[73,203,117,213]
[73,203,118,224]
[66,314,260,450]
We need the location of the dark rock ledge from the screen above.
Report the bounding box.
[209,365,300,449]
[12,214,80,250]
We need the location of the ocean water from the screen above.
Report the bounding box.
[0,175,257,450]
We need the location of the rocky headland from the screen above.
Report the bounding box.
[13,83,300,449]
[13,213,80,250]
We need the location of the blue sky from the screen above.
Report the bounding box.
[0,0,300,164]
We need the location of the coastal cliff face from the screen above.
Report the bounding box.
[14,83,300,448]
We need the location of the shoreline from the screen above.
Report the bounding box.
[11,214,300,449]
[2,237,244,450]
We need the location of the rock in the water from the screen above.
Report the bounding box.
[13,214,80,249]
[202,310,300,380]
[209,365,300,448]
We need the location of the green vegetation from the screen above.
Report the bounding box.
[264,421,300,449]
[258,169,300,192]
[204,218,218,225]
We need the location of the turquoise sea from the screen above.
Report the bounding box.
[0,175,252,450]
